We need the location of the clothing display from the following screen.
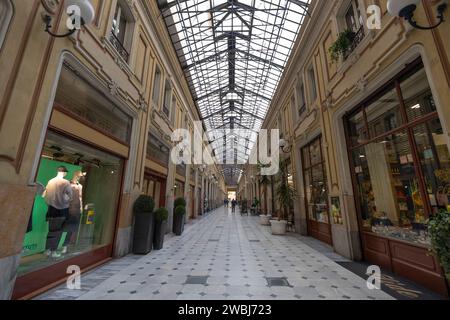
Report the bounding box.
[43,176,73,210]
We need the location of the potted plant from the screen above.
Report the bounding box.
[153,207,169,250]
[258,166,272,225]
[271,160,296,235]
[328,29,356,63]
[132,195,155,254]
[428,210,450,284]
[173,197,186,235]
[173,205,186,236]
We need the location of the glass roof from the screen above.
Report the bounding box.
[158,0,310,184]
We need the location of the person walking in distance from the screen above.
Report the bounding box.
[231,199,237,213]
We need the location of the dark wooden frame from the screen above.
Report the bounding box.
[343,58,449,296]
[143,169,167,208]
[301,136,333,245]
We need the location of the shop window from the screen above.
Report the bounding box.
[152,66,162,106]
[110,0,134,62]
[400,68,437,122]
[351,132,425,230]
[143,174,165,208]
[55,64,132,144]
[345,61,446,245]
[0,0,13,50]
[174,180,184,198]
[308,66,317,102]
[162,79,172,119]
[365,85,403,139]
[302,137,330,225]
[20,131,123,275]
[347,109,367,147]
[413,121,450,215]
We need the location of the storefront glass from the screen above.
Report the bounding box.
[19,131,123,275]
[143,173,166,208]
[345,62,449,245]
[302,137,330,224]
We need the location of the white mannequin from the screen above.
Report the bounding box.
[43,167,73,258]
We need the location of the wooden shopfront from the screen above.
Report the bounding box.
[344,59,449,296]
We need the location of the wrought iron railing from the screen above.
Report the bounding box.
[109,32,130,62]
[344,26,365,60]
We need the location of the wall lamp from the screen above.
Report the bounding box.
[387,0,447,30]
[44,0,95,38]
[279,138,292,153]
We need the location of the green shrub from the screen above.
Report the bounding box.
[133,195,155,214]
[174,197,186,208]
[428,211,450,277]
[174,205,186,216]
[155,207,169,222]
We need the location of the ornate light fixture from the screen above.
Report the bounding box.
[43,0,95,38]
[279,138,292,153]
[387,0,447,30]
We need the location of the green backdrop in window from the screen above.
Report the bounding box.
[22,158,81,257]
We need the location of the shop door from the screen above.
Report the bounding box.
[302,137,333,245]
[190,186,195,218]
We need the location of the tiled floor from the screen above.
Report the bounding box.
[36,207,393,300]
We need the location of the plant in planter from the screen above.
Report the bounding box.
[271,160,296,235]
[132,195,155,254]
[328,29,356,63]
[258,164,272,225]
[173,197,186,235]
[153,207,169,250]
[173,205,186,236]
[428,210,450,281]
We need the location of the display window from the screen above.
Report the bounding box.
[143,171,166,208]
[345,61,450,245]
[301,136,332,244]
[19,131,124,276]
[174,180,184,199]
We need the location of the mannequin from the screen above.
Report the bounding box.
[62,171,84,251]
[43,166,73,258]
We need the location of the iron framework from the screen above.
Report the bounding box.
[158,0,310,184]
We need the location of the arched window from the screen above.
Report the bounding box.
[0,0,13,50]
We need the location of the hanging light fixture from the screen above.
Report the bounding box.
[387,0,447,30]
[43,0,95,38]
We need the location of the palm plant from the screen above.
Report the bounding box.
[275,159,296,221]
[257,161,272,216]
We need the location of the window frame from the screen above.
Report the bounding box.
[307,65,318,103]
[344,59,440,229]
[110,0,135,62]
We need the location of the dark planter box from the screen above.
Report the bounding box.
[132,212,155,254]
[153,220,167,250]
[173,213,185,236]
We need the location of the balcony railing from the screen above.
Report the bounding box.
[109,32,130,62]
[343,26,365,60]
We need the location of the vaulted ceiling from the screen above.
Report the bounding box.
[158,0,310,185]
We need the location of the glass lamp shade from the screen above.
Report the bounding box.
[387,0,420,17]
[65,0,95,25]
